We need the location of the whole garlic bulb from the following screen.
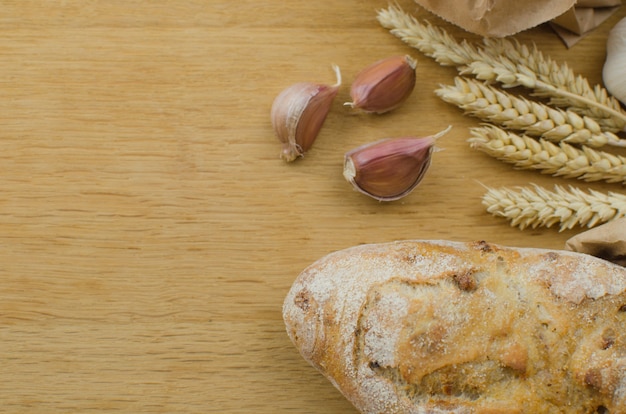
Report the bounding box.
[603,17,626,107]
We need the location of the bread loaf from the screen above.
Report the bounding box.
[282,240,626,413]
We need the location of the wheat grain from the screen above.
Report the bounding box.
[469,126,626,183]
[377,5,626,132]
[437,78,624,148]
[482,184,626,230]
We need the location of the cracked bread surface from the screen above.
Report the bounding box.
[283,240,626,413]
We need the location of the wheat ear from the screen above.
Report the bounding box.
[377,5,626,132]
[482,184,626,230]
[479,37,625,132]
[469,126,626,184]
[436,78,624,148]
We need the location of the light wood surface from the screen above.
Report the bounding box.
[1,1,624,412]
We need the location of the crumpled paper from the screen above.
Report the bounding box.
[550,0,622,47]
[413,0,621,46]
[565,217,626,266]
[413,0,576,37]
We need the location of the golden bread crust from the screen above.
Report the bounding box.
[283,240,626,413]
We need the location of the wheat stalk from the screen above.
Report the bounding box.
[469,126,626,183]
[482,184,626,230]
[377,5,626,132]
[437,78,624,148]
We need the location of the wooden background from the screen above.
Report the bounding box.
[0,1,624,412]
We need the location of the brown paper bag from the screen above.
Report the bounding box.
[413,0,621,44]
[565,218,626,266]
[413,0,576,37]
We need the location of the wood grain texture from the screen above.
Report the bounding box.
[0,1,624,412]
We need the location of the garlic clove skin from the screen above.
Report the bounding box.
[603,17,626,107]
[343,126,451,201]
[271,65,341,162]
[345,55,417,114]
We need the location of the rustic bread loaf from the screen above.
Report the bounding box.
[283,240,626,413]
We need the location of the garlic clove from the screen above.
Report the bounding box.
[271,65,342,162]
[343,126,451,201]
[345,55,417,114]
[603,17,626,108]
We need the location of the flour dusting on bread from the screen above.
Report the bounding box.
[525,251,626,303]
[283,240,626,413]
